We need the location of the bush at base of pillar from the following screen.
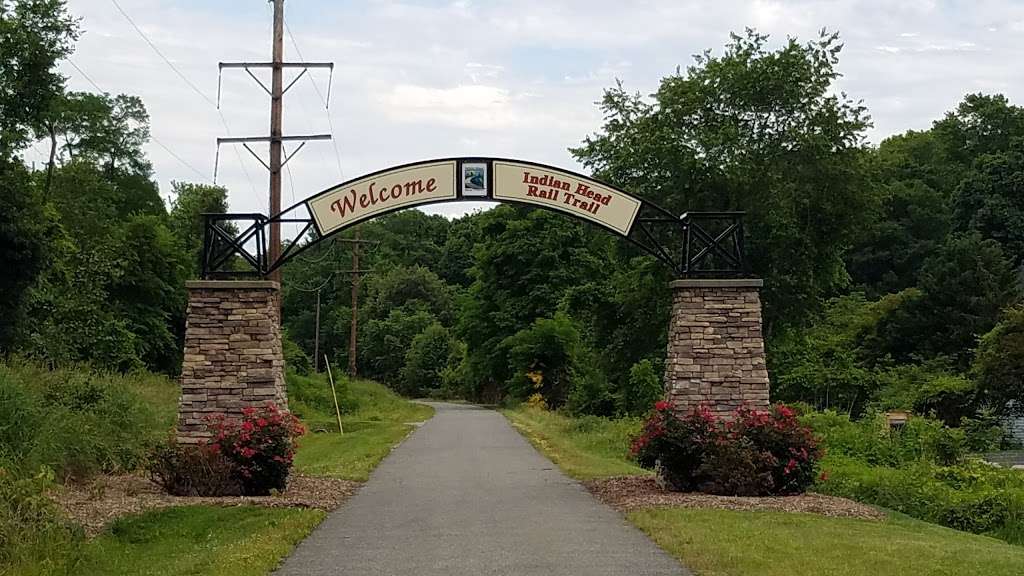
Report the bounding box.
[630,401,821,496]
[150,403,304,496]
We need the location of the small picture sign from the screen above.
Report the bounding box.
[461,162,488,197]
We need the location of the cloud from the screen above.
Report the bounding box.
[40,0,1024,226]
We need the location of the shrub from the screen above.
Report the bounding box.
[147,442,240,496]
[282,332,312,376]
[400,323,457,397]
[0,466,81,569]
[974,305,1024,414]
[208,404,304,495]
[802,409,968,467]
[631,402,821,496]
[616,359,663,417]
[816,455,1024,544]
[502,313,582,408]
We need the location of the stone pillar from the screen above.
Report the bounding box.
[664,279,770,419]
[177,281,287,444]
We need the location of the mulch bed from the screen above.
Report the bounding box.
[53,474,361,536]
[583,475,885,521]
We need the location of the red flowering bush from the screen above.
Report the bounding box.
[207,403,305,495]
[630,402,821,496]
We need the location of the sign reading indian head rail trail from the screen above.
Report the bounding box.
[491,161,641,235]
[307,160,458,235]
[304,158,642,238]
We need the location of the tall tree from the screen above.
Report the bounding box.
[572,29,877,331]
[0,0,78,158]
[168,181,230,275]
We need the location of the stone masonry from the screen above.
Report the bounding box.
[177,281,287,444]
[663,279,770,418]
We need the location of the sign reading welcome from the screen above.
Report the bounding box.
[305,158,642,237]
[307,160,458,235]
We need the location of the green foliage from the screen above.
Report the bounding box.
[803,410,971,467]
[572,29,876,329]
[284,370,350,428]
[502,313,583,409]
[282,331,312,376]
[817,455,1024,544]
[0,466,81,572]
[168,181,230,275]
[399,323,456,397]
[0,0,79,157]
[870,233,1019,367]
[360,308,436,386]
[974,306,1024,414]
[616,359,663,417]
[0,160,58,351]
[0,360,177,480]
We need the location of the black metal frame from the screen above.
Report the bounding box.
[201,157,747,280]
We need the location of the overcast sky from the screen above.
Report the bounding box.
[23,0,1024,228]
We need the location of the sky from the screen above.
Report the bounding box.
[22,0,1024,234]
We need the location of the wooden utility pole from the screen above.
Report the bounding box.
[268,0,284,284]
[348,228,361,377]
[215,1,334,282]
[313,287,321,372]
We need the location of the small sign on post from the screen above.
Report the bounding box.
[324,355,344,435]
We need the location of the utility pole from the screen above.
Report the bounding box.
[313,287,321,372]
[303,236,374,375]
[348,228,361,377]
[214,0,335,284]
[268,0,284,284]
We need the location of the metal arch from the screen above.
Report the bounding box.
[200,157,747,280]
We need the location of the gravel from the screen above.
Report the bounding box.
[53,474,361,536]
[583,475,886,521]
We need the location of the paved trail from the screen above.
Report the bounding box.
[275,402,688,576]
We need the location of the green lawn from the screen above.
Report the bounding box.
[501,406,647,479]
[630,508,1024,576]
[2,370,431,576]
[292,378,434,481]
[73,506,324,576]
[502,406,1024,575]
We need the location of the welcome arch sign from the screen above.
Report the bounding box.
[199,157,745,279]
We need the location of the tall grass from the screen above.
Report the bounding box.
[0,359,179,573]
[502,406,648,479]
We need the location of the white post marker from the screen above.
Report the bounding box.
[324,355,344,435]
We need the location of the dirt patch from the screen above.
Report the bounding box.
[53,474,360,536]
[583,475,885,521]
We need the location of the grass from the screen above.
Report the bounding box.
[629,508,1024,576]
[291,376,434,481]
[501,406,647,479]
[503,405,1024,575]
[1,363,431,575]
[61,506,323,576]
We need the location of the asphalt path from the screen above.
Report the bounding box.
[274,402,688,575]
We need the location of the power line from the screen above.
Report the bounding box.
[285,20,344,180]
[110,0,216,108]
[66,57,211,183]
[107,0,263,208]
